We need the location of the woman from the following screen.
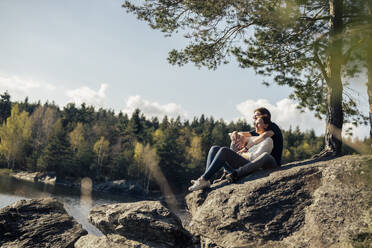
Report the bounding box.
[188,115,273,191]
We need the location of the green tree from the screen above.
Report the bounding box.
[345,0,372,138]
[0,91,11,124]
[153,124,187,190]
[69,122,93,176]
[0,104,32,169]
[37,120,74,177]
[123,0,368,156]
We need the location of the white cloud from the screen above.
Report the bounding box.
[66,83,108,108]
[0,74,56,96]
[342,123,370,141]
[122,95,188,119]
[236,98,369,139]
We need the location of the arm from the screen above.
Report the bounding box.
[245,130,274,150]
[237,131,252,138]
[229,131,246,151]
[248,138,273,161]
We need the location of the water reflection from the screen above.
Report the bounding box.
[80,177,93,209]
[0,174,144,236]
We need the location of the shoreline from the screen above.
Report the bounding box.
[3,170,188,210]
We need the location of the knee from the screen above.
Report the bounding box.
[255,152,270,161]
[219,147,230,154]
[210,145,221,152]
[261,152,269,157]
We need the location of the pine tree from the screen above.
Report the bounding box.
[0,91,11,124]
[37,120,74,177]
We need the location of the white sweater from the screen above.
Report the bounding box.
[241,137,273,161]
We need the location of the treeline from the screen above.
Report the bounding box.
[0,92,366,192]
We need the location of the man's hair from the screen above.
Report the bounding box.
[254,107,271,119]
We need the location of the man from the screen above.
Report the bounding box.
[225,107,283,182]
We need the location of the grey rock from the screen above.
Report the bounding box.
[11,171,56,185]
[0,198,87,248]
[89,200,193,248]
[185,155,372,248]
[94,180,146,195]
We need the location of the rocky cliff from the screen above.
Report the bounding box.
[185,155,372,248]
[0,155,370,248]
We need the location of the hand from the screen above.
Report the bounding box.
[226,171,239,183]
[237,146,247,155]
[229,131,238,140]
[212,171,228,184]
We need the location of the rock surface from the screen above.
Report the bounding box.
[0,198,87,248]
[74,234,152,248]
[86,200,193,248]
[185,155,372,248]
[11,171,56,185]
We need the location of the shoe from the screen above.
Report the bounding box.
[188,178,211,191]
[213,171,228,184]
[226,171,239,183]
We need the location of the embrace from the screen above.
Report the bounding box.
[189,107,283,191]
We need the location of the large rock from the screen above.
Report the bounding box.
[185,155,372,248]
[88,200,193,248]
[0,198,87,248]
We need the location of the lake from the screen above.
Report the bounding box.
[0,174,170,236]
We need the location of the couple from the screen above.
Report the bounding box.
[189,107,283,191]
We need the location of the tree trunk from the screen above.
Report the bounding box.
[367,4,372,139]
[323,0,344,156]
[368,43,372,139]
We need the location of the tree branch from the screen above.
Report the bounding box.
[313,42,329,83]
[212,22,255,50]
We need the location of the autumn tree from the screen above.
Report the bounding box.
[0,104,32,169]
[29,105,59,166]
[134,142,160,193]
[93,136,110,178]
[69,122,93,176]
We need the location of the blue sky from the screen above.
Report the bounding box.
[0,0,369,139]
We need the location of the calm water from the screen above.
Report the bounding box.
[0,174,151,236]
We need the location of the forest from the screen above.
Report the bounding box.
[0,91,369,193]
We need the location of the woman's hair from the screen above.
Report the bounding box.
[258,115,272,131]
[254,107,271,120]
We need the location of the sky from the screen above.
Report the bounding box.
[0,0,370,139]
